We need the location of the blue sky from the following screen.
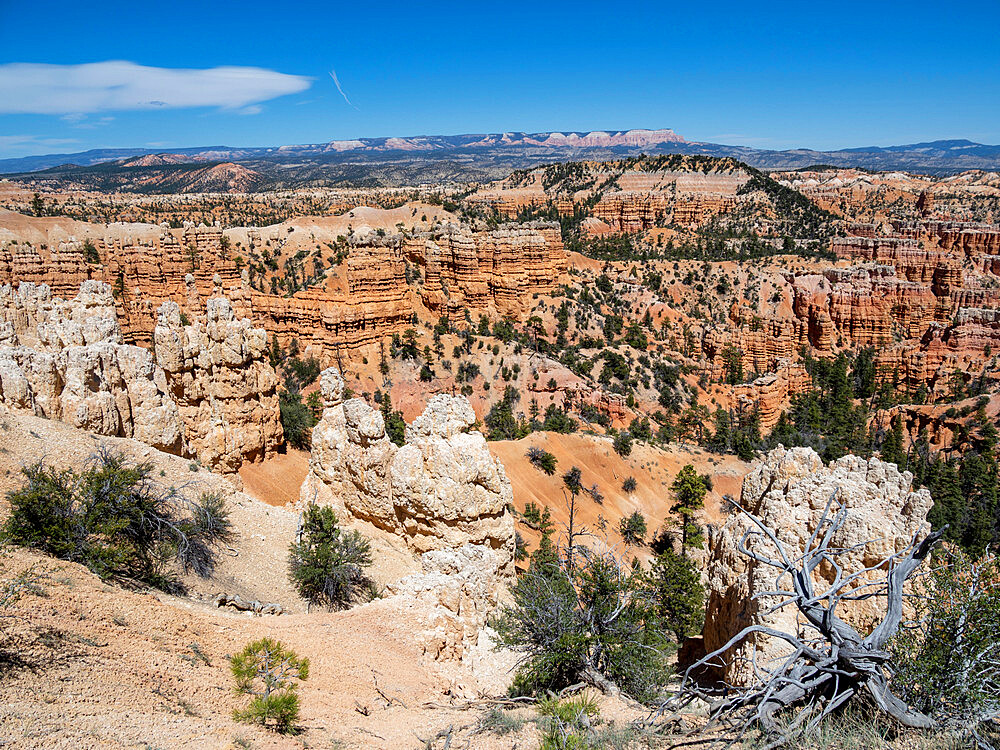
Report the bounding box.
[1,0,998,158]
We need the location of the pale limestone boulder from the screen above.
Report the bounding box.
[403,393,476,442]
[704,446,933,685]
[0,353,34,411]
[0,344,182,452]
[387,544,504,661]
[302,370,516,578]
[0,281,121,350]
[302,392,396,526]
[0,348,61,418]
[0,282,183,452]
[391,396,514,570]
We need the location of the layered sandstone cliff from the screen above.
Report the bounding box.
[704,447,932,685]
[731,360,811,431]
[877,307,1000,397]
[406,222,567,319]
[0,211,568,365]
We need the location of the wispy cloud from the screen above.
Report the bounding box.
[0,135,80,150]
[60,113,115,129]
[0,61,312,115]
[329,69,359,110]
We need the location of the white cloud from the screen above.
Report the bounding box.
[0,61,312,115]
[59,113,115,129]
[0,135,79,149]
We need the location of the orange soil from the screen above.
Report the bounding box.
[239,449,311,507]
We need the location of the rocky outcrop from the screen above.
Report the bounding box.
[704,447,933,685]
[0,281,182,451]
[387,544,505,660]
[153,287,283,473]
[301,368,516,576]
[592,192,673,232]
[789,267,951,349]
[731,360,811,431]
[0,279,282,472]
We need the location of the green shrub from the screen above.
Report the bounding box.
[641,549,705,642]
[231,637,309,733]
[380,396,406,447]
[612,432,633,457]
[514,531,528,562]
[526,446,558,475]
[287,357,321,387]
[890,549,1000,732]
[288,504,373,610]
[478,706,526,736]
[82,239,100,264]
[619,511,646,546]
[535,693,611,750]
[2,451,232,591]
[542,405,577,434]
[670,464,706,553]
[279,391,316,449]
[521,502,552,533]
[494,534,671,702]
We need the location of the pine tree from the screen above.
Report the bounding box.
[880,415,906,470]
[670,464,706,554]
[643,549,705,641]
[928,461,963,544]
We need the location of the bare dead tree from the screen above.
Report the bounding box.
[559,489,591,572]
[660,492,946,749]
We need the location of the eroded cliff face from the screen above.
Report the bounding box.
[0,281,182,451]
[704,447,933,686]
[153,289,283,473]
[301,368,516,577]
[0,211,568,366]
[0,279,282,473]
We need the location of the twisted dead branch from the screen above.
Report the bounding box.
[660,491,945,748]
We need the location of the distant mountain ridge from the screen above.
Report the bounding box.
[0,129,686,173]
[3,130,999,190]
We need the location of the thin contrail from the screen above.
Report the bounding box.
[329,69,358,110]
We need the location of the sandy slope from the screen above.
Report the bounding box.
[0,411,528,748]
[490,431,749,558]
